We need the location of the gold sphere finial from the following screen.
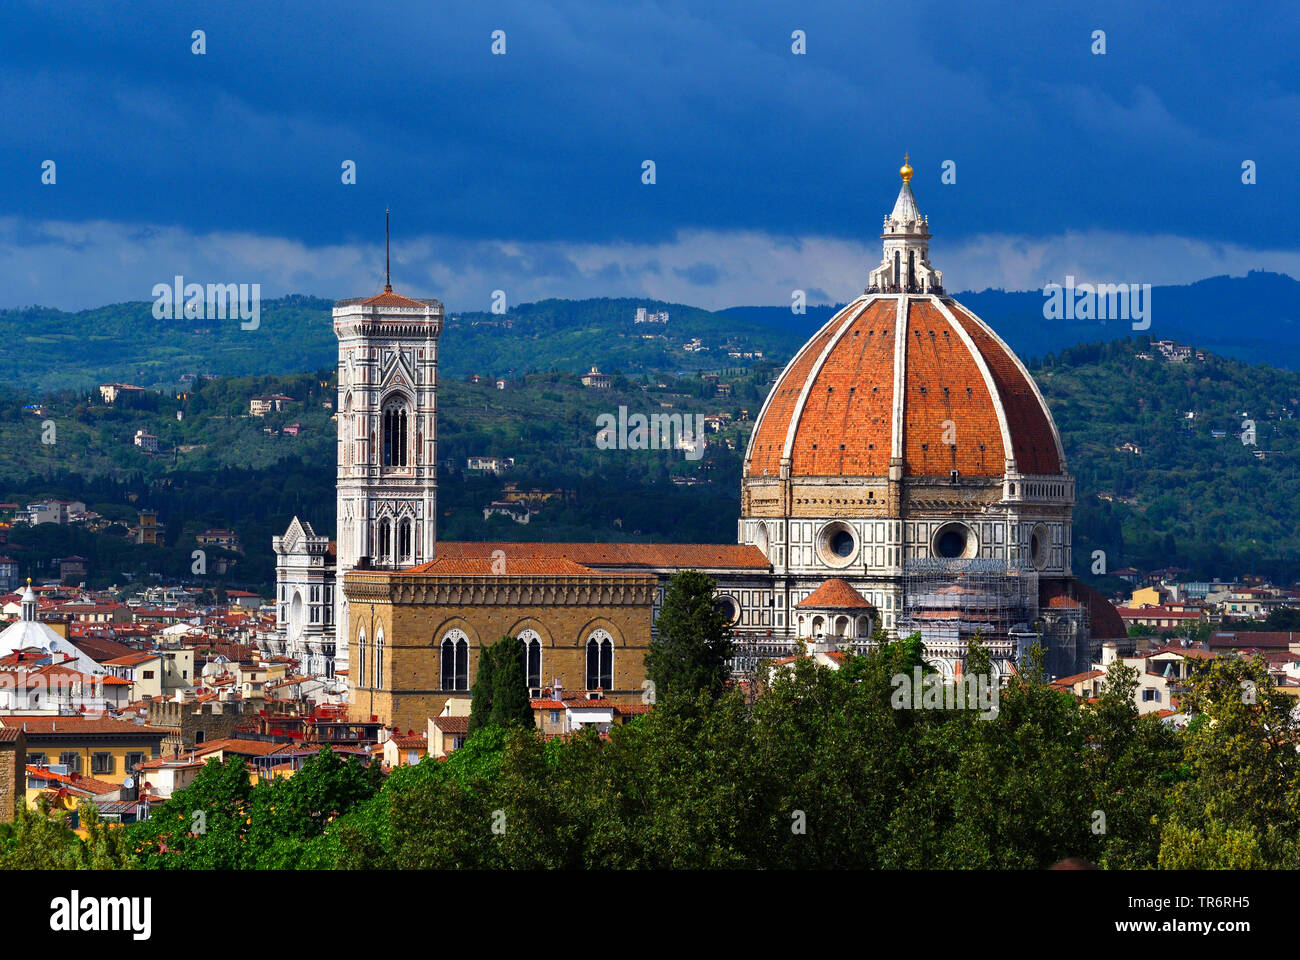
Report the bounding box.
[899,152,913,183]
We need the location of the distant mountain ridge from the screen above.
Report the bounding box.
[3,271,1297,393]
[721,270,1300,367]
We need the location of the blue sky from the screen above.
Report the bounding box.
[1,0,1295,309]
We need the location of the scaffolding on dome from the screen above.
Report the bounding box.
[1039,591,1092,678]
[898,558,1040,671]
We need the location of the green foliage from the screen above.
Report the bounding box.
[124,749,379,870]
[15,637,1300,871]
[470,635,535,734]
[1045,335,1300,585]
[646,570,734,706]
[468,640,496,736]
[489,637,536,729]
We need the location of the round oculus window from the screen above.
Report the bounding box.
[817,523,858,567]
[1031,524,1049,570]
[714,597,739,623]
[933,523,973,559]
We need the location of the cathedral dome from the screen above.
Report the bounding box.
[743,165,1064,484]
[743,293,1064,481]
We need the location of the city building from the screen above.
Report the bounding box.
[98,383,146,405]
[581,366,612,388]
[250,394,294,416]
[271,168,1124,729]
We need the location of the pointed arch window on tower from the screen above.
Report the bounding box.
[356,627,366,687]
[382,404,409,467]
[397,518,413,564]
[376,518,391,566]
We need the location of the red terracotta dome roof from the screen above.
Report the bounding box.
[743,294,1064,480]
[795,578,873,610]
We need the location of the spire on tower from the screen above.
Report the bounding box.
[384,208,392,293]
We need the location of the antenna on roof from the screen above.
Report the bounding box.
[384,208,392,293]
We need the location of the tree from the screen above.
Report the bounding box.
[469,636,534,734]
[1159,655,1300,867]
[0,797,91,869]
[646,570,734,705]
[467,639,496,735]
[489,636,535,730]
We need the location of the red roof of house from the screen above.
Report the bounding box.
[1,716,167,736]
[191,738,296,758]
[615,703,653,716]
[1210,632,1299,649]
[103,651,160,667]
[1116,606,1202,619]
[1051,669,1105,688]
[389,734,427,750]
[25,767,120,795]
[432,716,470,734]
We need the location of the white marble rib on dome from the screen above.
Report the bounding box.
[0,619,105,676]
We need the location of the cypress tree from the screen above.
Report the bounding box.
[646,569,734,705]
[489,635,535,729]
[467,640,496,734]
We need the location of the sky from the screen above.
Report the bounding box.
[0,0,1295,311]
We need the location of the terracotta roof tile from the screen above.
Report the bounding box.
[744,296,1063,480]
[432,716,470,734]
[357,290,432,308]
[431,541,769,571]
[795,578,873,610]
[1,716,168,736]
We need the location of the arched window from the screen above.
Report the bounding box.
[375,628,384,689]
[397,518,413,564]
[440,630,469,691]
[356,627,366,687]
[382,403,409,467]
[585,630,613,691]
[518,629,542,690]
[376,518,391,565]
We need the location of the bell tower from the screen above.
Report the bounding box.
[333,212,443,671]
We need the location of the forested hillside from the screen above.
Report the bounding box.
[4,328,1300,592]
